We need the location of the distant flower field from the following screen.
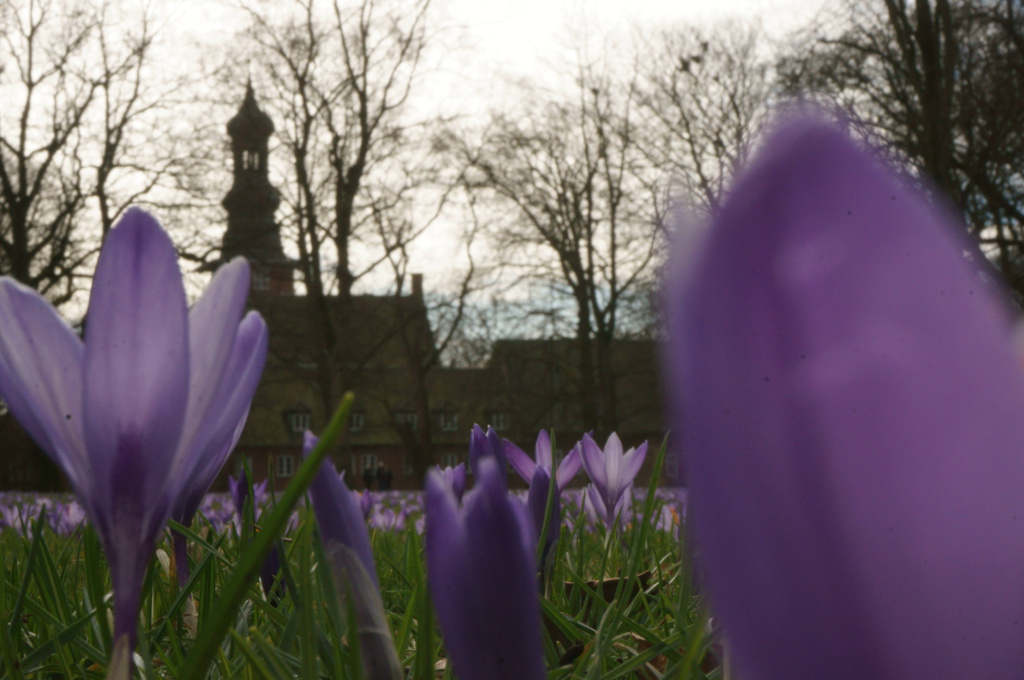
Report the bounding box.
[0,470,700,679]
[0,487,687,539]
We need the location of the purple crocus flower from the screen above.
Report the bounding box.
[228,473,269,523]
[358,488,375,520]
[664,116,1024,680]
[525,466,559,570]
[305,431,402,678]
[305,431,379,591]
[169,268,268,585]
[370,506,407,532]
[425,457,545,680]
[579,433,647,528]
[0,208,266,660]
[506,431,581,563]
[504,430,582,490]
[437,463,466,503]
[469,424,506,487]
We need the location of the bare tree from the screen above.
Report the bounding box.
[235,0,487,480]
[780,0,1024,296]
[454,57,663,434]
[0,0,176,306]
[240,0,443,415]
[636,21,775,215]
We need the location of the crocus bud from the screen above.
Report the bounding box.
[438,463,467,503]
[305,431,402,679]
[425,457,545,680]
[469,424,507,488]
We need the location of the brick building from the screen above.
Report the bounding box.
[0,85,666,492]
[216,85,665,490]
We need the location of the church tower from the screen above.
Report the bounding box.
[222,81,295,294]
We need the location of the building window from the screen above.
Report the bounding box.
[361,453,378,471]
[349,411,365,432]
[284,409,311,434]
[437,411,458,432]
[489,411,510,432]
[441,452,460,469]
[276,454,295,478]
[253,270,270,291]
[394,409,417,429]
[404,453,415,475]
[243,150,260,170]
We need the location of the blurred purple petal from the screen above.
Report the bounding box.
[359,489,375,520]
[438,463,467,503]
[665,116,1024,680]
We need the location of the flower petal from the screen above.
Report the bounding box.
[0,279,88,492]
[601,433,624,501]
[426,459,545,680]
[620,441,648,488]
[667,117,1024,680]
[178,257,251,460]
[555,443,582,490]
[83,208,189,508]
[424,469,470,654]
[527,466,559,555]
[469,423,508,487]
[579,433,607,493]
[307,433,379,591]
[533,429,552,470]
[503,439,536,483]
[173,312,268,523]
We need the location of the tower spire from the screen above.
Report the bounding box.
[222,82,295,294]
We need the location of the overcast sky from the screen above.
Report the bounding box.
[158,0,830,90]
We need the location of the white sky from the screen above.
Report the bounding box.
[157,0,830,105]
